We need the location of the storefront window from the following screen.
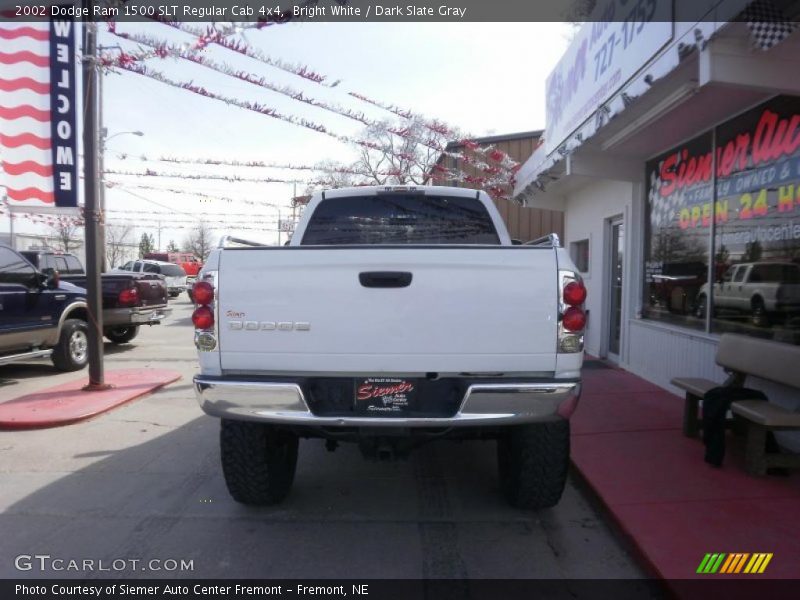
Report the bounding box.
[643,132,712,329]
[643,96,800,346]
[710,96,800,344]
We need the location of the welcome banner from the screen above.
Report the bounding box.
[0,9,78,209]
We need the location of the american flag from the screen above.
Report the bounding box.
[0,20,56,206]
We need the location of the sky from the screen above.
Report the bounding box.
[7,21,574,250]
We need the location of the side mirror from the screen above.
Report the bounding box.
[40,270,60,290]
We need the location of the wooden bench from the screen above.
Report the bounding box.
[672,333,800,475]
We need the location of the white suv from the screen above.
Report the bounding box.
[116,259,188,298]
[695,262,800,326]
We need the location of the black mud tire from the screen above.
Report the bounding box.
[104,325,140,344]
[51,319,89,372]
[220,419,299,505]
[497,420,570,510]
[187,289,194,303]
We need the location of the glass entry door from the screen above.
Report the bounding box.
[608,219,624,358]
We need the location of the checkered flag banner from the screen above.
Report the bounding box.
[648,166,686,231]
[741,0,798,50]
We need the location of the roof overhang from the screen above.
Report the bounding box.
[514,18,800,209]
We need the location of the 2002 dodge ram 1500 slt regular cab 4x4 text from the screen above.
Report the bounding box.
[192,186,586,509]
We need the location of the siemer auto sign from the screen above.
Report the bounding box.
[544,0,673,155]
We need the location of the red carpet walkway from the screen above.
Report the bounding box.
[0,369,181,429]
[572,362,800,582]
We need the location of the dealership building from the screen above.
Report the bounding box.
[514,1,800,446]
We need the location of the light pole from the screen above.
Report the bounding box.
[99,128,143,270]
[82,16,107,389]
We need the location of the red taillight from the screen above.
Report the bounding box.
[562,306,586,332]
[193,281,214,305]
[563,281,587,306]
[192,306,214,330]
[118,287,139,307]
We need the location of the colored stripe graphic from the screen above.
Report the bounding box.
[0,133,51,149]
[0,77,50,94]
[719,554,736,573]
[735,553,750,573]
[722,553,738,573]
[697,554,713,574]
[5,187,55,203]
[2,161,53,176]
[0,51,50,67]
[0,26,50,41]
[698,553,724,573]
[710,553,726,573]
[0,105,50,121]
[745,554,761,573]
[758,553,773,573]
[699,552,774,575]
[723,553,749,573]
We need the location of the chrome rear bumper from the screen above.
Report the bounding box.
[193,377,580,427]
[103,306,172,326]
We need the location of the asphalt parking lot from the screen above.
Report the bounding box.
[0,297,648,580]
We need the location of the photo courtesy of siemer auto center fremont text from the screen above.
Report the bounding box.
[1,0,799,598]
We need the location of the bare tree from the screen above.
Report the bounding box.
[309,117,456,194]
[356,117,453,185]
[48,220,80,253]
[183,220,215,261]
[105,223,134,269]
[304,159,360,195]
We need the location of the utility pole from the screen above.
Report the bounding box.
[292,183,297,226]
[97,66,106,272]
[82,15,108,390]
[3,196,14,249]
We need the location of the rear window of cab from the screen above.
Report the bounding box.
[300,194,500,245]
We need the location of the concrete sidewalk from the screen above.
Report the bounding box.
[0,369,181,429]
[572,361,800,581]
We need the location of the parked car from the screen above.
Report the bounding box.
[21,250,171,344]
[144,252,203,300]
[649,261,707,314]
[192,186,586,509]
[0,245,89,371]
[695,261,800,326]
[116,259,188,298]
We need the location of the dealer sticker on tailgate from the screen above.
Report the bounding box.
[355,378,417,415]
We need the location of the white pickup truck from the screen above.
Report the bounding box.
[192,186,586,509]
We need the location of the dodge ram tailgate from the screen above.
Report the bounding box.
[216,247,558,374]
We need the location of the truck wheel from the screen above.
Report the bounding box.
[497,420,570,510]
[51,319,89,372]
[187,289,194,303]
[105,326,140,344]
[751,298,769,328]
[694,294,707,319]
[220,419,298,505]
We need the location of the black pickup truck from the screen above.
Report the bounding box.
[0,245,89,371]
[20,250,171,344]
